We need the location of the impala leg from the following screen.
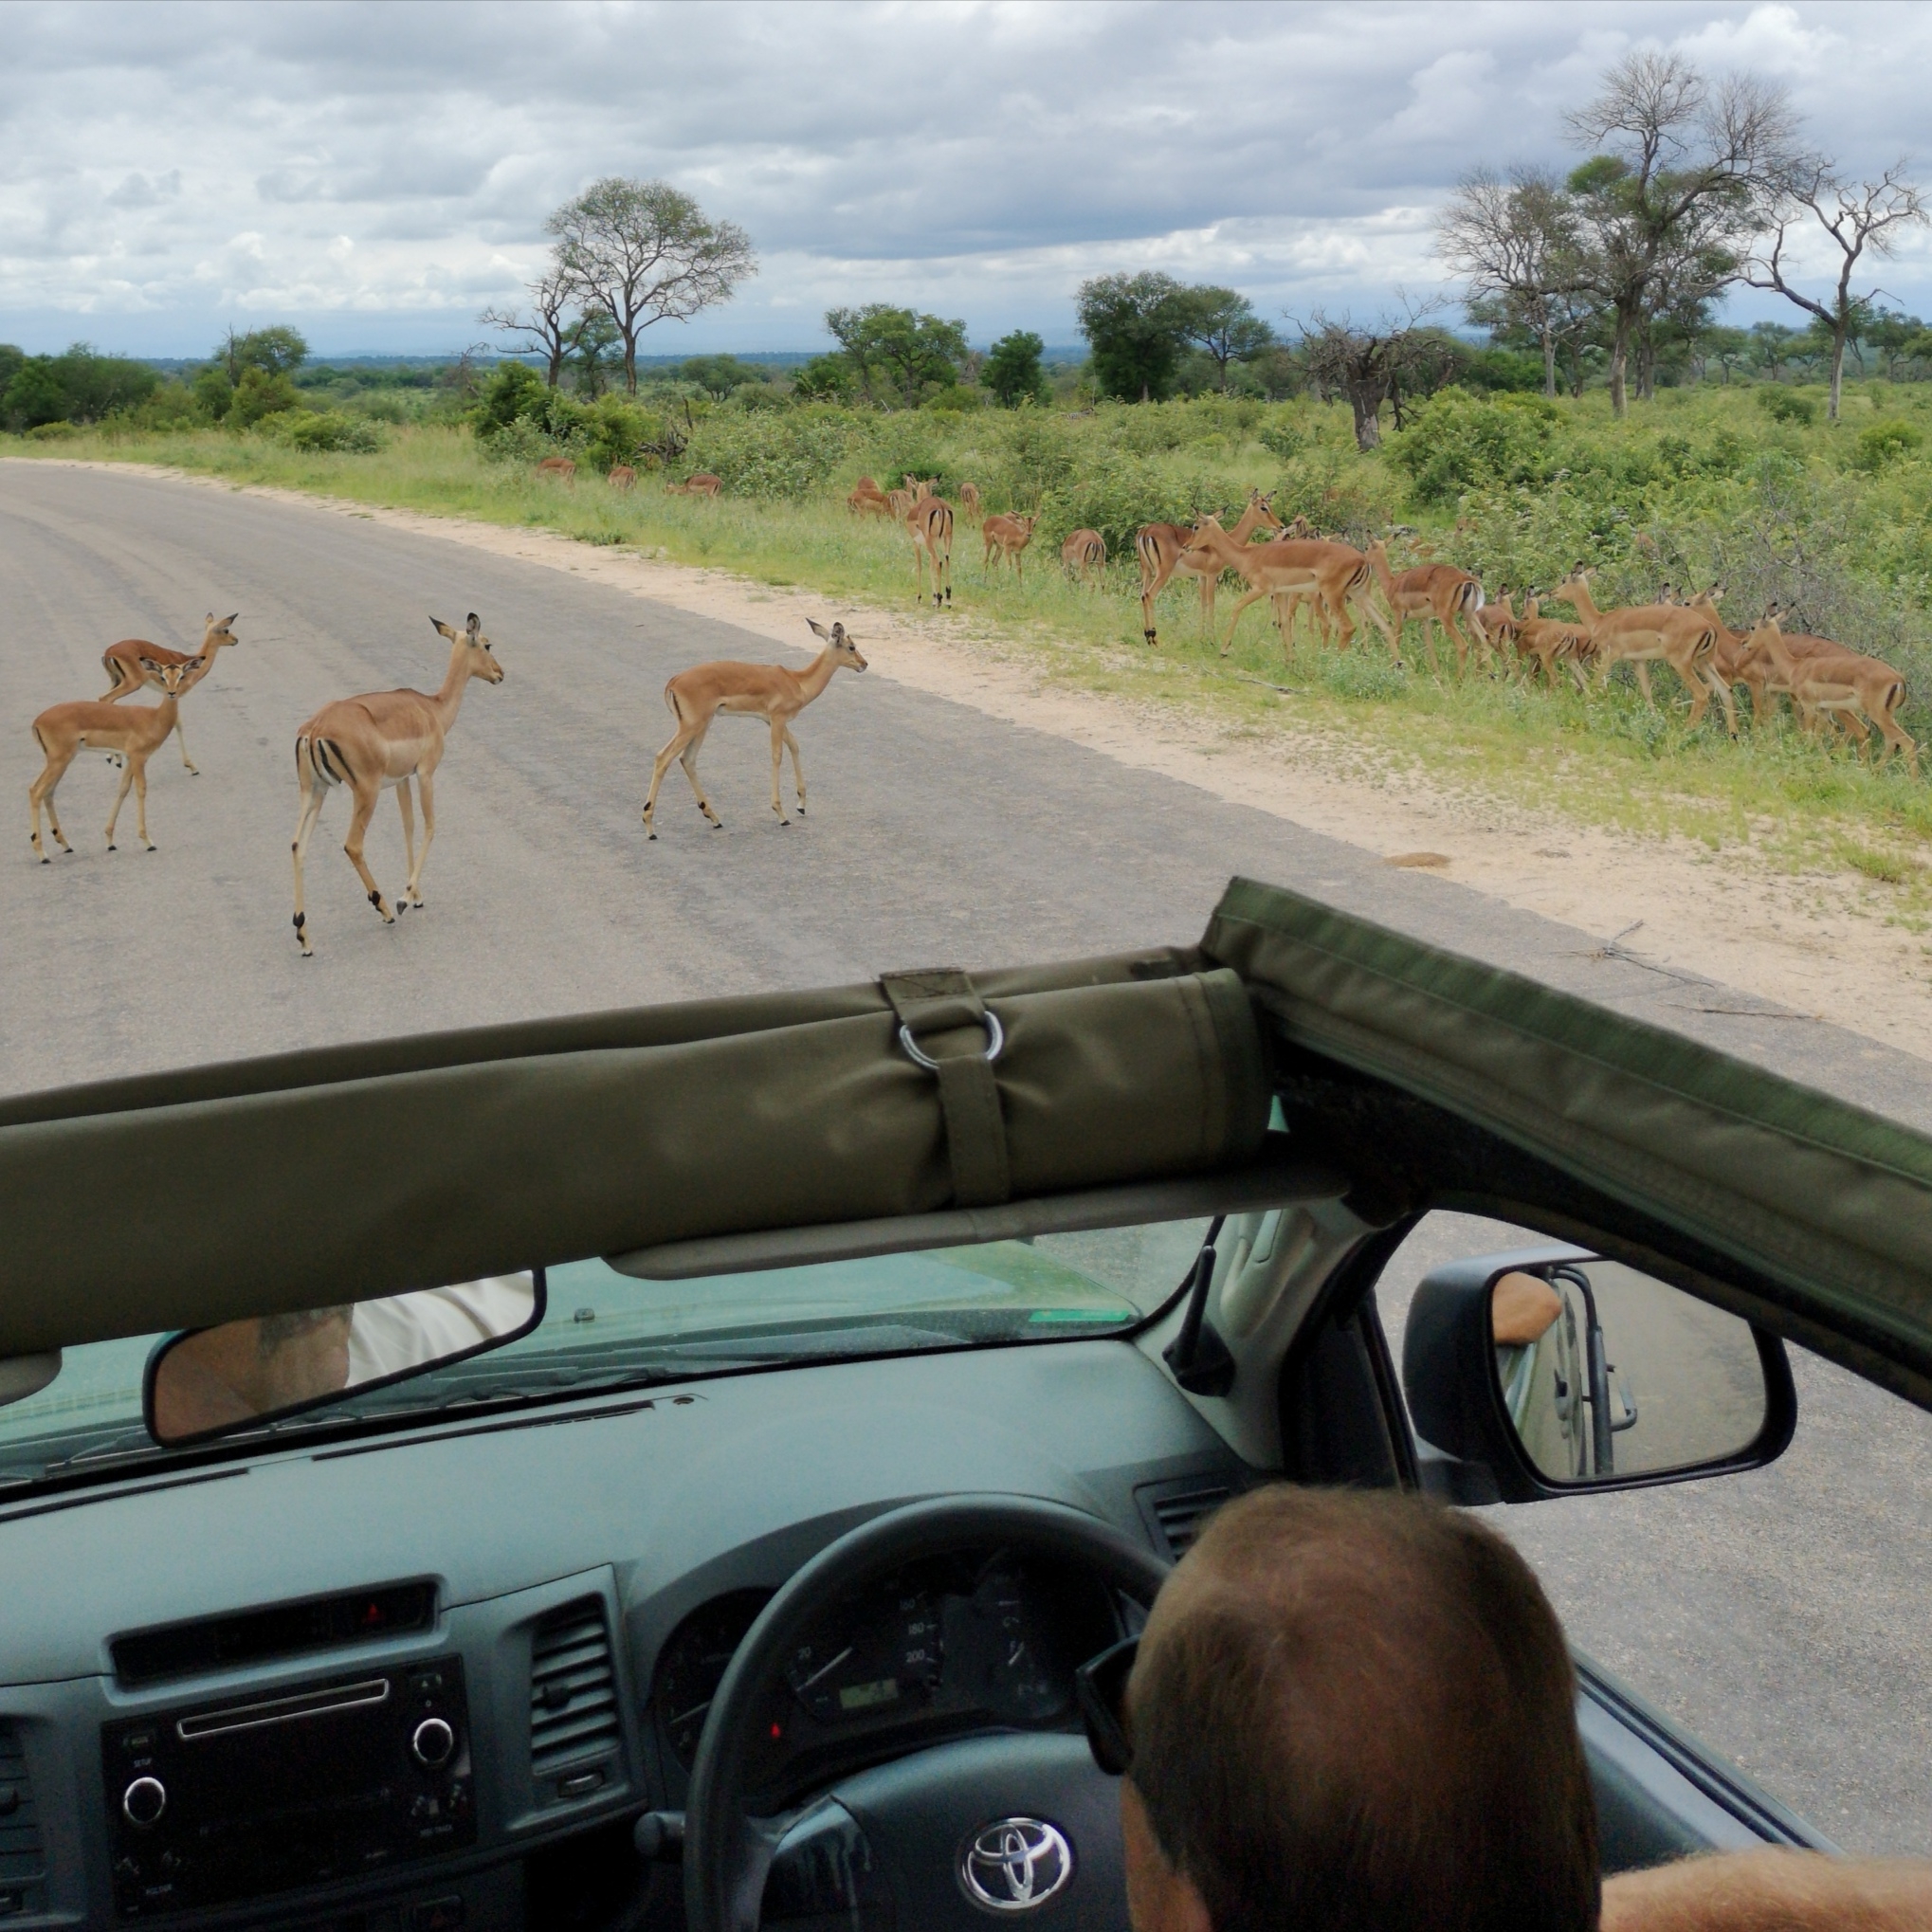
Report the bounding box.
[395,778,420,908]
[1220,586,1271,656]
[407,771,435,903]
[644,722,696,837]
[1139,564,1162,647]
[341,781,394,923]
[1704,668,1739,738]
[130,756,155,849]
[173,714,198,775]
[784,726,807,815]
[768,719,790,826]
[103,755,139,850]
[291,769,327,955]
[28,748,77,861]
[669,718,721,829]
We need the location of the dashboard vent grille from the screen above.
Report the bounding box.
[0,1720,46,1916]
[529,1599,620,1779]
[1139,1480,1232,1558]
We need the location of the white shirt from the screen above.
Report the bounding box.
[346,1275,538,1386]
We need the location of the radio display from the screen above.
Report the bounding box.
[837,1677,902,1713]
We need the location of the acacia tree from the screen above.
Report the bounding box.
[1564,51,1795,416]
[1075,272,1197,401]
[479,264,576,389]
[1179,288,1275,391]
[548,178,755,393]
[1744,157,1927,420]
[1436,167,1585,397]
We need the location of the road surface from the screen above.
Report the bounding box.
[3,461,1928,1853]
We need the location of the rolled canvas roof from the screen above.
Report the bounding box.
[4,880,1930,1398]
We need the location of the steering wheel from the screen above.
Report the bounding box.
[684,1495,1173,1932]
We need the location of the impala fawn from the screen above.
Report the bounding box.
[30,659,193,861]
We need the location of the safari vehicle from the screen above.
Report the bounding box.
[3,877,1927,1932]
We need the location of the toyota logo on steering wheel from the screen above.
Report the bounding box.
[960,1817,1075,1912]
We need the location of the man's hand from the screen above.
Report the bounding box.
[1603,1850,1932,1931]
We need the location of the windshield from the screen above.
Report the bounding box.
[0,1219,1208,1490]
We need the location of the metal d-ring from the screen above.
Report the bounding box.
[899,1012,1005,1072]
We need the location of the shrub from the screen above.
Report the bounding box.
[1854,419,1924,471]
[1388,391,1562,506]
[470,362,548,435]
[262,410,386,453]
[1757,387,1817,426]
[1035,454,1213,557]
[227,367,302,428]
[686,414,851,499]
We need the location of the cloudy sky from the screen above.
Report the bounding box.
[4,0,1931,360]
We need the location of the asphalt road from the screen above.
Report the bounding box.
[3,463,1928,1854]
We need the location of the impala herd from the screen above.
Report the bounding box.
[24,472,1918,957]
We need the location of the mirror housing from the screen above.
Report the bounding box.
[144,1272,546,1448]
[1402,1245,1795,1504]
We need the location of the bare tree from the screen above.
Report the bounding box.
[1294,299,1450,451]
[1564,51,1796,416]
[1436,167,1583,397]
[479,264,576,389]
[548,178,756,393]
[1744,156,1928,420]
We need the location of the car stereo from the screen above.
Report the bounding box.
[102,1655,475,1918]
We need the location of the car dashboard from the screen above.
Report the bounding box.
[0,1339,1234,1930]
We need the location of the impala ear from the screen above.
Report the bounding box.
[430,615,452,639]
[220,613,238,629]
[807,619,829,639]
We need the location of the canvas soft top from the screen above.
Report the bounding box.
[4,880,1931,1406]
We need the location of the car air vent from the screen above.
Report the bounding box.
[111,1580,437,1686]
[1137,1478,1233,1558]
[529,1599,620,1790]
[0,1721,47,1919]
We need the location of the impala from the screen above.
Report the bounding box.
[1137,490,1283,647]
[1062,529,1107,587]
[1737,613,1917,771]
[1516,597,1595,694]
[906,495,955,608]
[1185,521,1401,663]
[1553,571,1737,736]
[30,659,192,861]
[982,512,1036,578]
[958,481,983,518]
[643,619,867,837]
[848,478,891,517]
[535,456,575,483]
[289,614,504,957]
[668,473,721,498]
[98,611,239,775]
[607,465,637,491]
[1474,591,1522,666]
[1386,563,1486,675]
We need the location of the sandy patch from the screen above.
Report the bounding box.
[43,462,1932,1058]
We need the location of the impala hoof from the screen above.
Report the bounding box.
[106,843,116,851]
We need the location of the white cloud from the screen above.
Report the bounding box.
[1,1,1931,355]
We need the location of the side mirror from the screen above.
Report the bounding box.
[144,1272,546,1448]
[1401,1247,1795,1504]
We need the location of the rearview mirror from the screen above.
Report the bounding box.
[1403,1247,1795,1504]
[144,1272,545,1448]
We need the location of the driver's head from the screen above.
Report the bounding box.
[1122,1485,1597,1932]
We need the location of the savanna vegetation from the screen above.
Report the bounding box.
[9,54,1932,908]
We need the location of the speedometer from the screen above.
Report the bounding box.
[651,1590,771,1769]
[787,1583,943,1722]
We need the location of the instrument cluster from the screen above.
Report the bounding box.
[648,1551,1120,1795]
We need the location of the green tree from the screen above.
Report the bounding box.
[470,360,547,434]
[548,177,756,392]
[1075,272,1195,401]
[1176,287,1275,390]
[676,354,773,399]
[981,330,1048,406]
[4,358,68,429]
[1700,324,1752,381]
[791,354,855,401]
[567,311,623,398]
[824,305,967,405]
[1867,308,1924,380]
[227,365,301,428]
[220,325,309,380]
[1749,319,1797,379]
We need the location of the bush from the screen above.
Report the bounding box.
[470,362,548,435]
[1035,453,1212,557]
[686,414,852,499]
[227,367,303,428]
[1854,419,1924,470]
[1757,387,1817,426]
[261,410,386,453]
[1388,391,1562,506]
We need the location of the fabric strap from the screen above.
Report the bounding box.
[880,969,1012,1209]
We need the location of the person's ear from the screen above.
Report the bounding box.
[1121,1779,1212,1932]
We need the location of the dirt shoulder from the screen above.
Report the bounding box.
[40,460,1932,1061]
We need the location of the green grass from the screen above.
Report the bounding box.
[12,412,1932,905]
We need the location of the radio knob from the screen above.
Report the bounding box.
[122,1775,168,1829]
[410,1717,456,1769]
